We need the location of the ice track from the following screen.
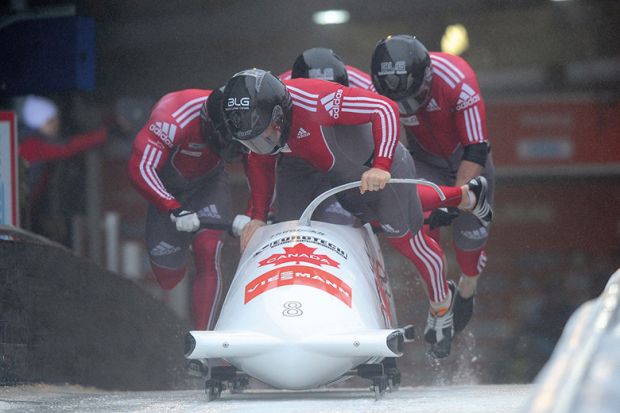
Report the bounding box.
[0,384,531,413]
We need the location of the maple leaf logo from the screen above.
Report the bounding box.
[258,243,340,268]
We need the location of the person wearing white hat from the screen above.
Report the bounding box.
[20,95,61,138]
[17,95,108,242]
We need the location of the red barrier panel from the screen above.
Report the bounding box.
[487,99,620,171]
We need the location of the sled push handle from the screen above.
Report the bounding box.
[298,178,446,227]
[198,215,258,239]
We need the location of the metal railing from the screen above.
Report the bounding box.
[0,224,71,252]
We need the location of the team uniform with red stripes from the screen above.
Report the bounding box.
[401,52,495,277]
[272,66,374,223]
[246,78,453,304]
[127,89,231,330]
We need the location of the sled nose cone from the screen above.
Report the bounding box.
[184,333,197,357]
[185,329,404,389]
[245,329,404,389]
[386,330,404,355]
[247,348,357,389]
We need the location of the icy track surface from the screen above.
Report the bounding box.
[0,384,531,413]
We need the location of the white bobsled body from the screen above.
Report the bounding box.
[185,220,402,390]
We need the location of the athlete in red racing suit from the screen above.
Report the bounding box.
[371,35,495,335]
[278,48,480,229]
[218,69,492,358]
[273,48,376,224]
[128,89,232,331]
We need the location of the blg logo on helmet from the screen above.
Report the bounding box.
[378,61,407,76]
[225,97,250,110]
[308,68,335,81]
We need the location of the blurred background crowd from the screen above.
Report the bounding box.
[1,0,619,385]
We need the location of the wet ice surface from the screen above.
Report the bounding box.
[0,384,531,413]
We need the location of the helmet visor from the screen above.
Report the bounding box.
[231,104,285,155]
[396,67,432,115]
[235,125,282,155]
[397,88,429,115]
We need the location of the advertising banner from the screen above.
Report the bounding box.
[487,99,620,174]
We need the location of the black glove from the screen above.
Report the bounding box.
[425,207,460,230]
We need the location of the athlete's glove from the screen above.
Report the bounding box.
[170,208,200,232]
[425,207,460,230]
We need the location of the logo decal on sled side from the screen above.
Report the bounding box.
[254,235,348,259]
[372,257,393,325]
[258,243,340,268]
[245,265,352,307]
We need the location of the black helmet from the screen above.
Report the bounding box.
[221,69,292,155]
[371,35,432,115]
[291,48,349,86]
[200,87,246,161]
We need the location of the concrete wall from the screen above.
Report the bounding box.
[0,241,190,390]
[521,269,620,413]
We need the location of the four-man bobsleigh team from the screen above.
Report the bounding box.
[127,34,495,361]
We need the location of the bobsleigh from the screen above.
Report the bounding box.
[185,180,445,400]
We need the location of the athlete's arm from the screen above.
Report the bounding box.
[336,87,400,172]
[19,127,107,163]
[127,125,181,212]
[240,152,278,252]
[330,87,399,192]
[455,159,483,187]
[245,152,278,222]
[453,79,488,186]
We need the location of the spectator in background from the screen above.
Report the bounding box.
[17,95,107,244]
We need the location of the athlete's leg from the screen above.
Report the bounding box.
[452,157,495,292]
[325,128,452,307]
[386,230,449,305]
[325,126,455,357]
[191,229,225,330]
[185,166,233,330]
[451,156,495,332]
[145,201,193,290]
[418,185,463,211]
[380,145,451,306]
[151,262,186,289]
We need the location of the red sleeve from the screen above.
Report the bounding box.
[241,153,258,217]
[453,80,488,147]
[345,65,375,91]
[19,127,107,163]
[127,126,181,213]
[278,70,293,81]
[337,87,400,171]
[246,152,277,221]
